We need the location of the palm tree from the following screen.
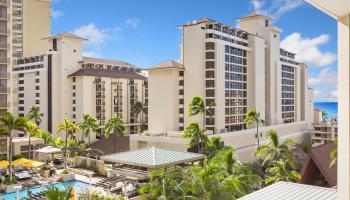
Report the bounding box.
[25,121,40,159]
[188,96,216,132]
[0,112,27,182]
[139,168,187,200]
[27,106,44,126]
[182,122,207,153]
[321,110,328,122]
[104,116,125,153]
[264,159,301,184]
[245,109,265,147]
[254,130,295,166]
[56,119,80,170]
[329,138,338,168]
[77,114,99,145]
[35,131,53,146]
[132,101,147,133]
[45,186,73,200]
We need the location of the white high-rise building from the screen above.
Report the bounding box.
[148,14,313,134]
[0,0,51,115]
[13,33,148,142]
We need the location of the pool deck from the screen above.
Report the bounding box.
[74,174,104,185]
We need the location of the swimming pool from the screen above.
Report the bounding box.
[0,180,90,200]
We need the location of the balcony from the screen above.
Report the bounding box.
[0,0,8,7]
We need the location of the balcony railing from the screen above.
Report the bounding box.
[0,0,8,6]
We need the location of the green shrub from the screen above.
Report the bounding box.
[60,169,69,174]
[41,164,52,170]
[2,176,18,185]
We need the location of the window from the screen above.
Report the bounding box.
[35,71,40,76]
[73,85,76,90]
[73,107,76,111]
[19,73,24,78]
[35,79,39,83]
[73,77,76,82]
[19,100,24,104]
[35,86,39,90]
[19,107,24,111]
[73,99,76,104]
[265,20,269,27]
[73,114,76,119]
[35,93,39,97]
[73,92,76,97]
[19,87,24,91]
[19,93,24,98]
[36,100,40,104]
[53,38,57,51]
[18,80,24,84]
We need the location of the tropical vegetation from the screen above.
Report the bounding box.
[132,101,147,133]
[245,109,264,147]
[0,112,28,182]
[77,114,99,145]
[56,118,80,170]
[104,116,126,153]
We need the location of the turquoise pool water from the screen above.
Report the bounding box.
[0,180,90,200]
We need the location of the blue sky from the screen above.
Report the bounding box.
[51,0,338,102]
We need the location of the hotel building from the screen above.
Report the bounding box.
[13,33,148,142]
[311,120,338,147]
[0,0,50,115]
[148,14,313,134]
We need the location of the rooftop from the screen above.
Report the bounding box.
[68,68,147,80]
[100,147,205,169]
[148,60,184,71]
[238,181,337,200]
[44,32,87,41]
[82,56,137,69]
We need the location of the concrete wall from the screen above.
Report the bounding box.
[148,69,180,133]
[131,121,310,163]
[23,0,50,56]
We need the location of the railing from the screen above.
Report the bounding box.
[0,0,8,6]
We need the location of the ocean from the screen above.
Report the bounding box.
[314,102,338,119]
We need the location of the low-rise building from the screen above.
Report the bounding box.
[311,120,338,147]
[0,136,44,158]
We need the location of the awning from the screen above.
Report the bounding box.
[101,147,205,169]
[35,146,62,154]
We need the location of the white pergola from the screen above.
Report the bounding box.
[34,146,62,161]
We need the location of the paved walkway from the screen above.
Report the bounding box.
[74,174,104,184]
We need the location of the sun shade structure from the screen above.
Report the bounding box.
[238,181,338,200]
[0,160,8,167]
[35,146,62,154]
[101,147,205,169]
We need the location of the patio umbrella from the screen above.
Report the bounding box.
[12,158,31,165]
[23,160,45,168]
[0,160,8,167]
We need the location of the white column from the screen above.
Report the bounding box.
[295,66,301,122]
[338,14,350,200]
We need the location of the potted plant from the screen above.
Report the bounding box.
[40,164,52,178]
[58,169,75,181]
[2,176,22,193]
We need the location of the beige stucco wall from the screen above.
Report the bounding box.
[148,69,180,133]
[183,25,206,128]
[338,14,349,200]
[23,0,51,56]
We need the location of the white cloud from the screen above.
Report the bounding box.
[281,33,337,67]
[309,68,338,102]
[51,8,63,19]
[126,18,140,29]
[73,23,111,46]
[251,0,264,10]
[83,51,101,58]
[250,0,304,21]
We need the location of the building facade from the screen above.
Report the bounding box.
[311,120,338,147]
[13,33,147,143]
[0,0,50,116]
[148,14,313,134]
